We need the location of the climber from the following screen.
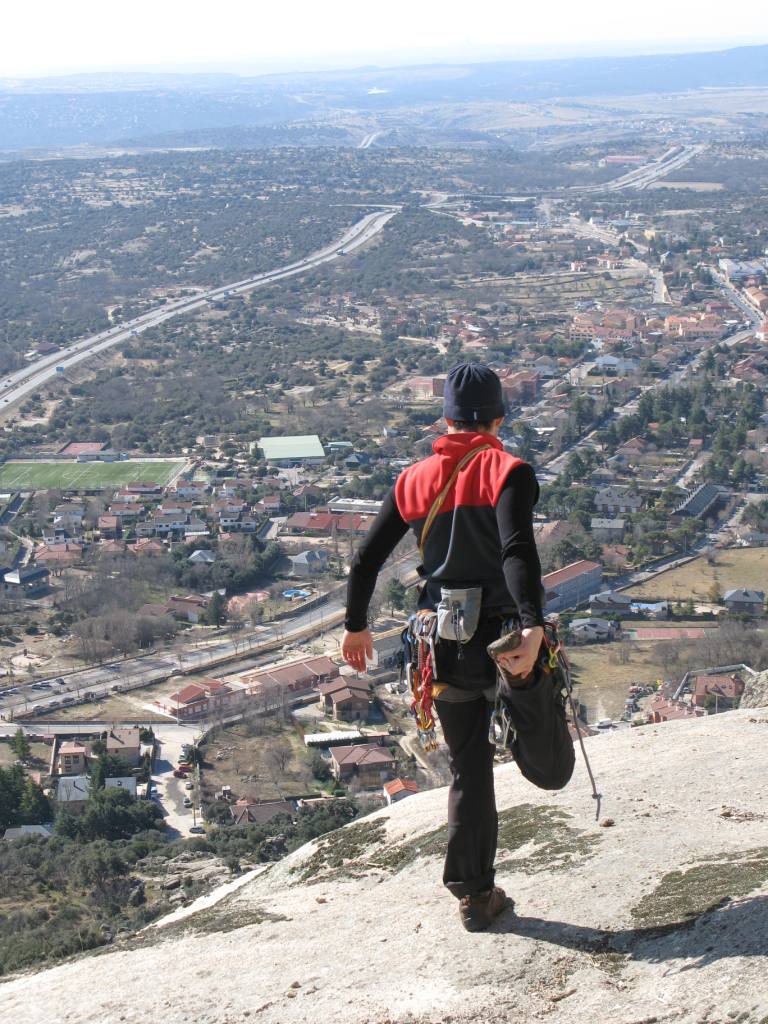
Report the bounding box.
[341,362,575,932]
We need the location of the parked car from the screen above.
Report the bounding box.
[184,781,194,790]
[172,769,188,779]
[189,826,205,835]
[183,797,193,808]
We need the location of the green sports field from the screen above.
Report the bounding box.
[0,460,186,491]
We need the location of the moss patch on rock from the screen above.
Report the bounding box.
[291,819,389,884]
[495,803,601,874]
[368,823,450,873]
[631,847,768,930]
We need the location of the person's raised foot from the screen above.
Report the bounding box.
[459,886,515,932]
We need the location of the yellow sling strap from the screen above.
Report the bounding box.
[418,443,492,562]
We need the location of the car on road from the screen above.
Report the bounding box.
[60,696,75,705]
[184,781,194,790]
[189,826,205,835]
[172,769,188,779]
[183,797,193,808]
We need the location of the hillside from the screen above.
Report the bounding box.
[1,709,767,1024]
[2,44,768,151]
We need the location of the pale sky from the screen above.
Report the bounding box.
[3,0,768,78]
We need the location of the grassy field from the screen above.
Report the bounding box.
[0,739,51,768]
[623,548,768,602]
[0,460,186,491]
[569,643,671,721]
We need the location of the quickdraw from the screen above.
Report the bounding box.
[403,610,445,753]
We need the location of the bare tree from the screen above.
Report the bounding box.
[264,738,292,774]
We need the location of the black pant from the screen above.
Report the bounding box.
[434,661,575,899]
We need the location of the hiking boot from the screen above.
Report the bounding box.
[459,886,514,932]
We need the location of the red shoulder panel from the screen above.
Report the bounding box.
[395,449,525,521]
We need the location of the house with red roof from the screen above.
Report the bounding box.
[542,560,603,613]
[317,677,370,721]
[154,677,243,720]
[383,778,419,804]
[329,743,396,787]
[230,799,296,826]
[690,673,744,710]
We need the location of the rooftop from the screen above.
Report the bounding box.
[258,434,326,461]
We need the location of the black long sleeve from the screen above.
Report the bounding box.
[344,464,545,632]
[344,489,409,631]
[495,463,545,629]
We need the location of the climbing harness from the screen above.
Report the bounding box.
[402,610,446,752]
[489,622,603,821]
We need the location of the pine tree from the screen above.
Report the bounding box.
[19,779,51,825]
[205,590,227,626]
[11,728,30,761]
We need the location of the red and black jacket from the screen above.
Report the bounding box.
[344,432,545,632]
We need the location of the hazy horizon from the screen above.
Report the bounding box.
[3,0,767,80]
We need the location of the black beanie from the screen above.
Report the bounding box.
[442,362,505,423]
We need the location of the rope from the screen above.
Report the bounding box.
[406,611,442,752]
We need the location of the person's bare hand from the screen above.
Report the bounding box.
[496,626,544,680]
[340,628,373,673]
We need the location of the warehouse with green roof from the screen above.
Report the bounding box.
[256,434,327,465]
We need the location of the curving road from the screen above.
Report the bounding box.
[0,207,400,414]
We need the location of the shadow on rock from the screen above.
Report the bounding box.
[494,894,768,967]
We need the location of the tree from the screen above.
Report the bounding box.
[90,754,131,790]
[19,779,52,825]
[310,749,331,782]
[181,743,204,768]
[264,738,292,774]
[11,728,30,761]
[385,579,407,614]
[205,590,227,627]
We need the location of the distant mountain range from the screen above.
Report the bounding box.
[1,44,767,153]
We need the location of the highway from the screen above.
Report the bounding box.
[577,144,706,194]
[358,131,383,149]
[0,207,399,415]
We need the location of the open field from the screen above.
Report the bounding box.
[26,690,169,724]
[0,459,186,491]
[569,642,673,721]
[200,719,317,803]
[0,739,51,767]
[623,548,768,602]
